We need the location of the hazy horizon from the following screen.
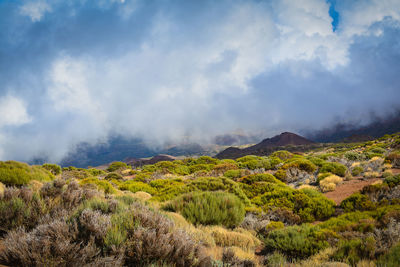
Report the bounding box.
[0,0,400,163]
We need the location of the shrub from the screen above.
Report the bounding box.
[385,175,400,188]
[239,173,283,185]
[80,178,117,194]
[363,171,380,179]
[42,163,62,175]
[319,162,347,177]
[0,161,54,186]
[212,162,238,175]
[269,156,283,169]
[319,175,343,192]
[164,191,245,228]
[250,183,335,222]
[382,170,393,178]
[118,181,156,195]
[188,177,250,205]
[345,151,362,161]
[107,161,128,172]
[352,166,364,176]
[203,226,261,251]
[332,236,376,265]
[271,150,294,161]
[87,168,107,176]
[188,164,213,174]
[265,221,285,232]
[104,172,124,181]
[264,224,329,259]
[224,169,243,179]
[340,193,376,212]
[377,242,400,267]
[307,156,326,167]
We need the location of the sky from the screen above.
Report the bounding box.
[0,0,400,162]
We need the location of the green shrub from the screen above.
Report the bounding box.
[250,183,335,222]
[194,156,219,165]
[42,163,62,175]
[319,211,375,233]
[188,164,212,174]
[80,178,117,194]
[224,169,243,179]
[271,150,294,161]
[345,151,362,161]
[269,156,283,169]
[319,162,347,177]
[119,181,156,195]
[239,173,283,185]
[87,168,107,176]
[377,242,400,267]
[385,175,400,188]
[104,172,124,181]
[0,161,54,186]
[332,236,376,265]
[188,177,250,205]
[351,166,364,176]
[340,193,376,212]
[107,162,129,172]
[264,224,329,259]
[307,156,326,167]
[164,191,245,228]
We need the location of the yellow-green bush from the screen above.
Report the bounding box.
[42,163,62,175]
[107,161,129,172]
[250,182,335,222]
[377,242,400,267]
[239,173,283,185]
[319,162,347,177]
[332,236,376,265]
[188,177,250,205]
[264,224,329,259]
[118,180,156,195]
[80,178,117,194]
[0,161,54,186]
[163,191,245,228]
[340,193,376,212]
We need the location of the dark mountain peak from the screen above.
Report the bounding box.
[216,132,316,159]
[252,132,314,150]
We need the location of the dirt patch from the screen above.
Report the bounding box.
[392,168,400,175]
[324,178,382,205]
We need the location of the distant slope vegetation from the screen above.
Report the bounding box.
[216,132,318,159]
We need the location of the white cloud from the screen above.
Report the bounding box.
[19,0,52,22]
[0,95,31,128]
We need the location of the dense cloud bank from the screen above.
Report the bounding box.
[0,0,400,162]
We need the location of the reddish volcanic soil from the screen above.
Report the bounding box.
[392,168,400,175]
[324,177,382,205]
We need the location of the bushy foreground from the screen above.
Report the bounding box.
[0,181,211,266]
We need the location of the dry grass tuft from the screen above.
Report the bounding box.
[131,191,152,201]
[202,226,261,251]
[320,175,343,192]
[0,182,4,198]
[363,171,380,179]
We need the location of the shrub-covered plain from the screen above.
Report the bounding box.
[0,132,399,266]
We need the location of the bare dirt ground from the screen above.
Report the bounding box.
[392,168,400,175]
[324,177,382,205]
